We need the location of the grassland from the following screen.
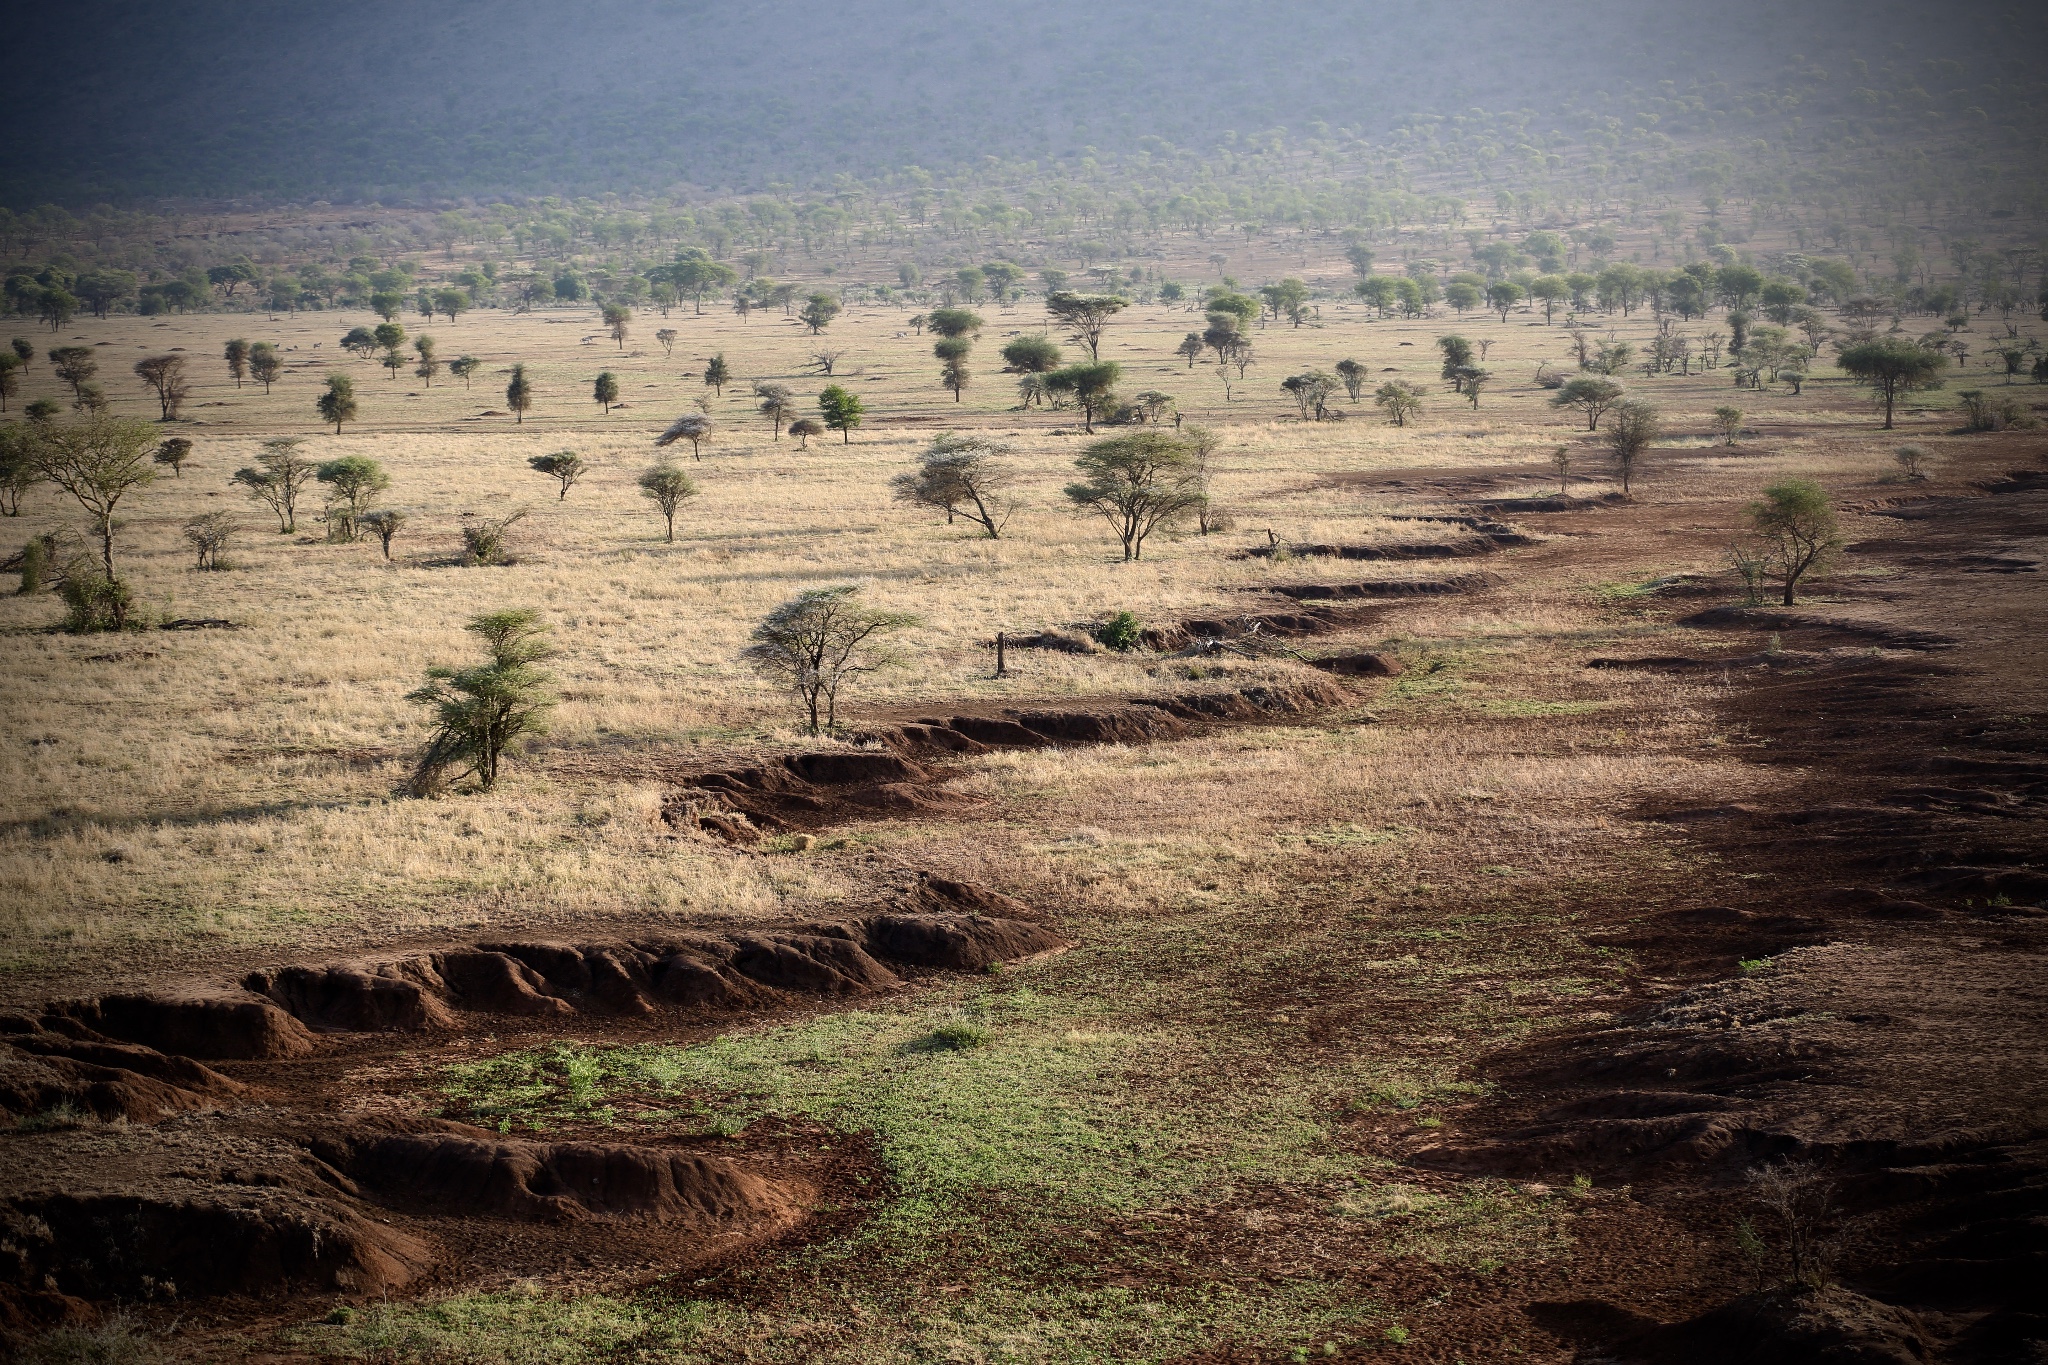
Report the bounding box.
[5,242,2041,1360]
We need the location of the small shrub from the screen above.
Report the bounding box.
[18,535,48,593]
[61,573,135,633]
[1893,445,1935,480]
[182,511,237,570]
[1094,610,1144,652]
[461,509,527,566]
[922,1020,992,1051]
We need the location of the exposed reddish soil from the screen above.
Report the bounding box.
[0,873,1063,1329]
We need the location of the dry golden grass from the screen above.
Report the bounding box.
[0,281,1997,984]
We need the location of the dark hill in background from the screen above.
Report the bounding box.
[0,0,2025,205]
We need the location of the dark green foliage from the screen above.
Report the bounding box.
[1094,610,1144,651]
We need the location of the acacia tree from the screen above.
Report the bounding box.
[1335,359,1367,401]
[1176,333,1205,368]
[35,415,157,584]
[249,343,282,393]
[756,382,794,436]
[703,353,732,395]
[152,436,193,477]
[1437,335,1475,388]
[1746,479,1841,604]
[742,584,917,734]
[656,412,713,459]
[407,609,557,795]
[48,347,97,399]
[449,355,480,389]
[1605,400,1660,496]
[602,303,631,349]
[413,336,440,386]
[1837,339,1947,430]
[1551,376,1623,430]
[317,374,358,432]
[134,354,191,419]
[655,328,678,357]
[529,450,587,498]
[316,455,389,541]
[819,385,864,442]
[935,336,972,400]
[1281,371,1338,420]
[224,338,250,387]
[799,293,841,334]
[788,417,824,448]
[1374,380,1424,426]
[1001,333,1060,376]
[506,364,534,423]
[1046,292,1128,360]
[1045,361,1120,432]
[927,307,983,340]
[1064,430,1205,561]
[638,461,698,541]
[891,433,1015,538]
[234,436,317,532]
[594,370,620,413]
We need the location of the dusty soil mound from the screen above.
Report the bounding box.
[667,680,1349,838]
[236,909,1064,1038]
[1305,651,1404,677]
[316,1121,791,1226]
[0,1017,246,1124]
[1238,515,1531,561]
[1469,492,1630,514]
[0,1120,434,1304]
[1605,1286,1937,1364]
[1259,573,1494,601]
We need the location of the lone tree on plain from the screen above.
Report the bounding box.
[530,450,587,499]
[249,342,282,392]
[655,328,678,357]
[449,355,480,389]
[361,509,407,560]
[505,364,533,423]
[1065,430,1205,561]
[638,461,698,542]
[224,338,250,387]
[1893,445,1935,481]
[1837,338,1948,430]
[788,417,824,448]
[35,415,157,584]
[1551,444,1572,494]
[1551,376,1624,430]
[1745,478,1841,605]
[1046,292,1128,360]
[799,293,841,334]
[1176,333,1205,368]
[891,433,1015,538]
[316,455,389,541]
[183,511,238,570]
[1437,335,1475,387]
[703,353,732,395]
[134,354,191,420]
[153,436,193,477]
[1605,400,1660,497]
[656,412,713,459]
[1374,380,1425,426]
[602,303,631,349]
[234,436,317,532]
[407,608,557,796]
[317,373,358,433]
[1713,406,1743,445]
[818,385,864,442]
[743,584,917,734]
[593,371,620,413]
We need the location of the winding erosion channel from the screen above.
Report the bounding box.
[5,455,2048,1362]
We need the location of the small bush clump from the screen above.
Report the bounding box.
[1094,610,1144,652]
